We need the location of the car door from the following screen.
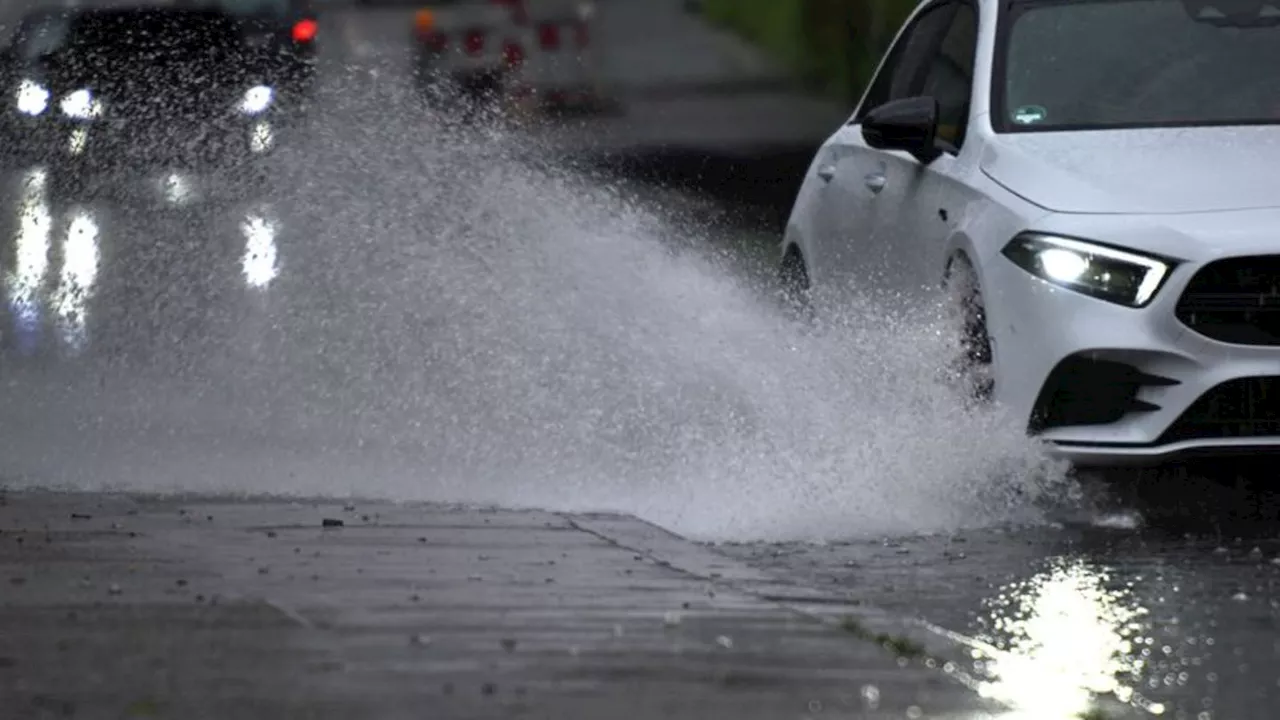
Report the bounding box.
[810,1,956,292]
[824,0,962,295]
[893,1,981,294]
[808,2,962,293]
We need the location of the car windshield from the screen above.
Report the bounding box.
[997,0,1280,131]
[67,10,242,55]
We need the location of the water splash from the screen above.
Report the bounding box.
[0,79,1071,542]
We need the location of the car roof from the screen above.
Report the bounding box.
[66,6,235,23]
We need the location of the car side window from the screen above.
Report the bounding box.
[853,2,956,124]
[919,2,978,150]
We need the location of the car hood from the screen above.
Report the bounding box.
[980,125,1280,215]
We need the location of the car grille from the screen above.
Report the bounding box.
[1176,256,1280,345]
[1159,376,1280,443]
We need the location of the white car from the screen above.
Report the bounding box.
[780,0,1280,468]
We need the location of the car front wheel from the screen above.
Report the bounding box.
[778,246,814,324]
[944,254,994,403]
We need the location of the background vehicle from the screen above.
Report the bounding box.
[410,0,600,119]
[0,8,74,168]
[410,0,527,119]
[0,6,291,198]
[506,0,602,115]
[175,0,321,107]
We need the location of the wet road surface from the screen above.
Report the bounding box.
[719,474,1280,720]
[0,490,1004,719]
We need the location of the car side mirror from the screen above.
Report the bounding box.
[861,96,942,165]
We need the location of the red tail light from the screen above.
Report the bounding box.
[463,29,485,55]
[537,23,560,50]
[291,18,318,43]
[573,20,589,48]
[425,31,448,52]
[502,40,524,68]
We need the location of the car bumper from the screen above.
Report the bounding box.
[985,218,1280,467]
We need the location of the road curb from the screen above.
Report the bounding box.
[567,513,1148,719]
[563,514,1002,700]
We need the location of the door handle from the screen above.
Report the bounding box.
[817,164,836,182]
[864,172,887,193]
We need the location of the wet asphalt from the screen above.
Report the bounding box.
[3,3,1280,720]
[0,491,1012,720]
[718,471,1280,720]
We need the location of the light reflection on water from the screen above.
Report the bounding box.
[241,209,279,289]
[971,557,1166,717]
[7,168,52,353]
[1,167,282,355]
[52,208,100,353]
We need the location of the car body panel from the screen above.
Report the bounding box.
[980,126,1280,215]
[795,124,883,288]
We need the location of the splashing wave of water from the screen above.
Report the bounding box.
[0,81,1071,542]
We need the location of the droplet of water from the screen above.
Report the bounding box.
[860,684,880,709]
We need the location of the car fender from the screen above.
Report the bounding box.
[941,231,980,288]
[779,144,840,280]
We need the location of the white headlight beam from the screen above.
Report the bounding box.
[60,89,101,119]
[16,79,50,116]
[240,85,274,115]
[1008,233,1173,307]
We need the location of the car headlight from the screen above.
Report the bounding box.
[1001,232,1174,308]
[239,85,274,115]
[15,79,50,116]
[60,89,102,119]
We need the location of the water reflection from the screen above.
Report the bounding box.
[51,209,100,353]
[1,167,284,357]
[6,169,52,354]
[972,557,1165,717]
[68,127,89,156]
[241,209,279,288]
[250,121,274,153]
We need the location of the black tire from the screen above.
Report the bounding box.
[944,254,994,402]
[778,246,815,324]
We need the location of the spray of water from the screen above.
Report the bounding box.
[0,76,1072,542]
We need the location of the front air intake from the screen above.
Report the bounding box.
[1028,354,1176,434]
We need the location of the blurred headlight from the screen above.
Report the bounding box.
[16,79,50,116]
[239,85,274,115]
[60,89,102,119]
[1001,232,1175,308]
